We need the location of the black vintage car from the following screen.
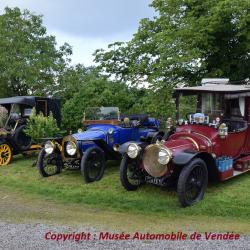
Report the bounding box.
[0,96,61,166]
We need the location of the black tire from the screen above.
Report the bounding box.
[120,154,141,191]
[13,125,32,151]
[81,147,105,183]
[151,133,163,144]
[177,158,208,207]
[37,148,62,177]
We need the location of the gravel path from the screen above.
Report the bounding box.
[0,222,249,250]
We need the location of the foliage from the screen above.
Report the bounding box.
[94,0,250,88]
[0,105,8,128]
[0,7,72,97]
[24,109,60,142]
[62,76,144,130]
[57,64,102,102]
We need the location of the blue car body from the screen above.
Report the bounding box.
[69,117,160,159]
[38,113,162,182]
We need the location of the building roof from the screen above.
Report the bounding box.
[174,84,250,94]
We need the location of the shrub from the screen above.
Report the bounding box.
[24,109,60,143]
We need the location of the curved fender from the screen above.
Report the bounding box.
[173,151,218,181]
[173,151,215,166]
[146,131,164,140]
[118,141,147,154]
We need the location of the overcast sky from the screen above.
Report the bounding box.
[0,0,155,66]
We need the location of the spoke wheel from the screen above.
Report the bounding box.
[37,148,62,177]
[120,154,141,191]
[81,147,105,183]
[0,143,12,166]
[177,158,208,207]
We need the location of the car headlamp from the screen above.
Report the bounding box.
[44,141,55,155]
[127,143,141,159]
[158,147,172,165]
[66,141,77,156]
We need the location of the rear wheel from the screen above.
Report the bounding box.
[120,154,141,191]
[177,158,208,207]
[81,147,105,183]
[0,143,12,166]
[37,148,62,177]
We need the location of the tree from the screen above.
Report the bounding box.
[0,7,72,97]
[94,0,250,88]
[57,64,101,101]
[62,76,145,130]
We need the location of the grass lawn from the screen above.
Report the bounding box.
[0,155,250,233]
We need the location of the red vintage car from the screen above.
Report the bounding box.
[119,78,250,207]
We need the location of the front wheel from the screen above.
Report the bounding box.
[120,154,141,191]
[81,147,105,183]
[37,148,63,177]
[177,158,208,207]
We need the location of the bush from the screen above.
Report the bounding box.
[24,109,60,143]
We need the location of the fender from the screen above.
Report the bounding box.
[0,137,6,144]
[94,140,120,160]
[118,141,148,154]
[173,150,218,181]
[146,131,164,140]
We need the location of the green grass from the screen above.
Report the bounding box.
[0,155,250,221]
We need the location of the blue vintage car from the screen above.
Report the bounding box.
[37,107,163,183]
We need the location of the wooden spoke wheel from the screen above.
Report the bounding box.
[0,143,12,166]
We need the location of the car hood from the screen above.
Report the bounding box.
[72,124,119,141]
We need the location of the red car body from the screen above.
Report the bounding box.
[119,79,250,206]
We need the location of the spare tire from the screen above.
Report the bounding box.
[13,125,32,151]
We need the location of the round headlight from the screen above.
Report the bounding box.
[158,147,172,165]
[66,141,77,156]
[127,143,141,159]
[44,141,55,155]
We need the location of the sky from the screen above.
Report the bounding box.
[0,0,155,66]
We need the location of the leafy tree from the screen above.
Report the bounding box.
[0,7,72,97]
[62,77,145,130]
[94,0,250,87]
[57,64,101,101]
[24,109,60,143]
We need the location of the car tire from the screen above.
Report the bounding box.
[81,147,105,183]
[120,154,141,191]
[177,158,208,207]
[37,148,62,177]
[13,125,32,151]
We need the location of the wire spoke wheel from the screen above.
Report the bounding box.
[185,167,204,202]
[120,155,141,191]
[81,147,105,183]
[126,160,140,186]
[37,148,62,177]
[177,158,208,207]
[86,152,103,180]
[0,143,12,166]
[42,154,60,175]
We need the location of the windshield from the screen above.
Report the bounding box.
[177,93,223,124]
[201,93,223,116]
[0,105,8,128]
[84,107,119,120]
